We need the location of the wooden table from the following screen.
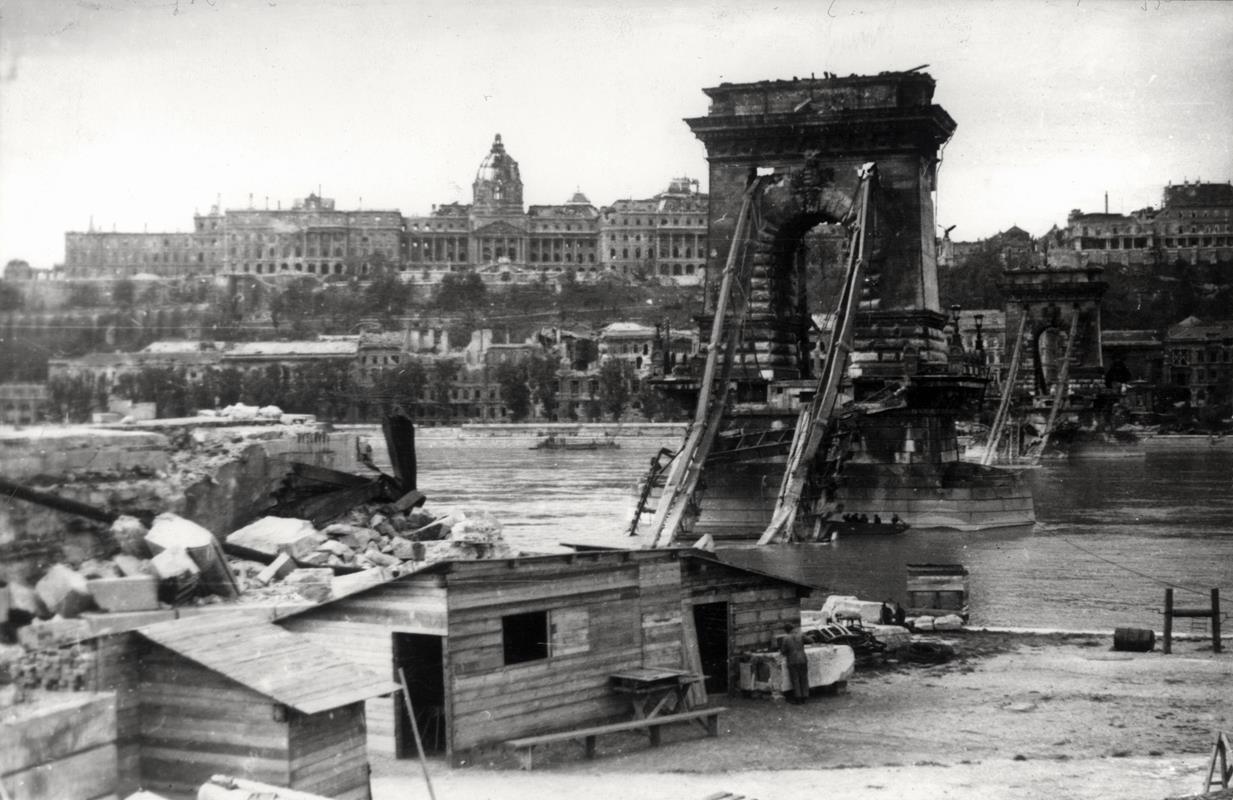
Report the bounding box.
[609,667,702,720]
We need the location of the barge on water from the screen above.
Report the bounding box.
[529,434,620,451]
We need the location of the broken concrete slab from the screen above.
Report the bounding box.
[226,517,323,561]
[146,512,215,557]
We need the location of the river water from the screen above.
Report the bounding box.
[369,429,1233,633]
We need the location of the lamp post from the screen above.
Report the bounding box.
[950,304,963,349]
[973,313,985,353]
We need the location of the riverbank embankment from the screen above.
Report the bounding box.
[372,628,1231,800]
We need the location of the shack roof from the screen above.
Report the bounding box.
[275,548,817,627]
[138,612,398,714]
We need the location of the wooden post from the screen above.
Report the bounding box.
[382,414,417,493]
[397,668,436,800]
[1163,588,1174,655]
[1213,589,1222,654]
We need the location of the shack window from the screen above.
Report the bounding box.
[502,611,549,664]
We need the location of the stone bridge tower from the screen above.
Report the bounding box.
[999,261,1108,396]
[657,72,1035,534]
[686,72,957,388]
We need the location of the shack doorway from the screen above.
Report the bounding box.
[692,601,730,694]
[392,633,446,757]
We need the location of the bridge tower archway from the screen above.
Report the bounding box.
[686,72,957,391]
[1000,263,1107,396]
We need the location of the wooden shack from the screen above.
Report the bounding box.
[278,548,811,764]
[134,613,397,800]
[679,553,811,693]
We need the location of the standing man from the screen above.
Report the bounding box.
[778,623,810,704]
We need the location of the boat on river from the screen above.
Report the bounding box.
[823,518,910,537]
[530,434,620,451]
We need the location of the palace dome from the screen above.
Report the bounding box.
[473,134,523,212]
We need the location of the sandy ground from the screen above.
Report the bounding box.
[371,631,1233,800]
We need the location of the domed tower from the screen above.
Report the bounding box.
[472,134,523,215]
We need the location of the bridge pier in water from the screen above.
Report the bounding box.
[652,72,1035,539]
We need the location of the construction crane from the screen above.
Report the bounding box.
[1031,312,1080,463]
[644,175,772,548]
[981,311,1028,466]
[758,163,876,544]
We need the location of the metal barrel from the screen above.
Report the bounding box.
[1112,627,1155,652]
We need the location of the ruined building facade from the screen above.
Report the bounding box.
[60,135,708,285]
[1057,180,1233,267]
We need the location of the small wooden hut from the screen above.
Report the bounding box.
[135,613,397,800]
[278,548,812,764]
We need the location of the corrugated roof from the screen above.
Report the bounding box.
[138,612,397,714]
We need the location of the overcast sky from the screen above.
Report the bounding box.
[2,0,1231,268]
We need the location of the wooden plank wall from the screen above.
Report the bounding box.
[92,632,142,795]
[680,560,803,687]
[278,575,448,757]
[278,618,400,757]
[445,557,653,755]
[137,642,291,799]
[289,705,371,800]
[1,693,117,800]
[292,579,449,634]
[638,558,686,669]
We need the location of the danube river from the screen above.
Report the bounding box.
[369,429,1233,633]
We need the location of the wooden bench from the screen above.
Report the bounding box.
[504,706,728,770]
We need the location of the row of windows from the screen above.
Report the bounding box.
[602,215,706,226]
[1079,236,1233,251]
[1169,348,1233,365]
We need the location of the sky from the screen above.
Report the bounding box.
[1,0,1231,269]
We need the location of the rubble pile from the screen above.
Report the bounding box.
[7,641,95,692]
[3,503,512,623]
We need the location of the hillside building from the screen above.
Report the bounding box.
[60,135,707,285]
[1057,180,1233,267]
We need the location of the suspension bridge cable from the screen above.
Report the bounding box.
[1060,536,1211,596]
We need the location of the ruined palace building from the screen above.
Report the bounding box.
[62,135,709,284]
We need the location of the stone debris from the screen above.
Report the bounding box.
[3,500,512,632]
[6,639,95,693]
[0,419,519,717]
[226,516,324,561]
[34,565,93,619]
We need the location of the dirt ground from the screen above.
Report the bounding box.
[371,630,1233,800]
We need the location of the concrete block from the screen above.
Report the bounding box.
[111,555,149,578]
[226,516,323,561]
[253,553,295,586]
[7,582,48,620]
[87,576,159,613]
[35,565,95,618]
[393,490,427,512]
